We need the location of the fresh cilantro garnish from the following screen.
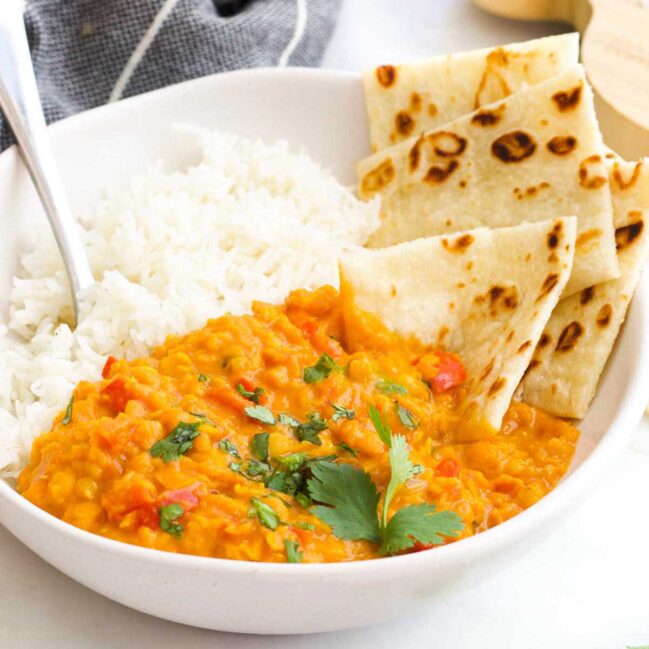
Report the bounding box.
[379,504,463,555]
[295,412,328,445]
[62,396,74,425]
[376,378,408,395]
[306,406,463,555]
[229,459,271,481]
[159,503,184,538]
[149,421,201,463]
[369,405,392,447]
[279,413,301,427]
[335,441,358,457]
[293,520,314,530]
[280,412,328,446]
[189,411,217,427]
[331,403,355,422]
[308,462,381,543]
[395,402,418,430]
[303,353,344,384]
[276,453,310,471]
[236,383,265,404]
[382,434,415,527]
[218,438,240,458]
[198,374,209,383]
[249,497,279,530]
[264,454,335,504]
[284,539,303,563]
[295,492,312,508]
[251,432,270,462]
[244,405,276,426]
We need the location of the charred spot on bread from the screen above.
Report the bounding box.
[536,272,559,302]
[580,286,595,305]
[595,304,612,328]
[546,135,577,156]
[491,131,536,163]
[471,105,505,127]
[395,111,415,136]
[360,159,395,194]
[427,131,467,157]
[615,219,643,250]
[424,160,459,184]
[551,83,582,112]
[556,322,583,352]
[376,65,396,87]
[578,155,607,189]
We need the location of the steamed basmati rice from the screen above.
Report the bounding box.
[0,131,380,476]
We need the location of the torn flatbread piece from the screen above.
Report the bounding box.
[364,33,579,151]
[522,156,649,418]
[340,217,576,440]
[357,65,618,297]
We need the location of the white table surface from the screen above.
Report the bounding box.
[2,1,648,647]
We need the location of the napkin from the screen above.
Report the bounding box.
[0,0,341,149]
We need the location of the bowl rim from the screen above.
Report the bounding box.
[1,66,648,578]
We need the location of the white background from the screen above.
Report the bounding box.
[2,0,648,646]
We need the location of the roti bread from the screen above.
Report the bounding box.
[357,65,619,297]
[364,33,579,152]
[339,217,576,439]
[522,156,649,418]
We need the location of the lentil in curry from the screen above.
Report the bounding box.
[18,286,578,563]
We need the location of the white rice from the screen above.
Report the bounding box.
[0,131,379,477]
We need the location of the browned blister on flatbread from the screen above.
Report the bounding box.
[340,218,576,440]
[356,65,619,297]
[522,157,649,418]
[363,34,579,152]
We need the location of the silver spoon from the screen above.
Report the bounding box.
[0,1,94,325]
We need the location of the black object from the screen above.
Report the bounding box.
[213,0,251,17]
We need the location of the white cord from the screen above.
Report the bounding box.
[108,0,181,103]
[278,0,307,67]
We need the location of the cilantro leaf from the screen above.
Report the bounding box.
[369,405,392,448]
[218,438,240,458]
[293,520,314,530]
[281,412,328,446]
[62,396,74,425]
[284,539,303,563]
[251,432,270,462]
[279,413,301,427]
[229,459,270,481]
[198,374,209,383]
[159,503,184,539]
[331,402,355,422]
[244,405,276,426]
[149,421,201,463]
[295,412,327,445]
[249,497,280,530]
[276,453,310,471]
[395,402,418,430]
[380,504,463,555]
[376,378,408,395]
[189,411,217,427]
[236,383,265,404]
[335,441,358,457]
[307,462,381,543]
[303,353,344,384]
[382,435,416,526]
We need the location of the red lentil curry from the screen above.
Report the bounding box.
[18,287,578,563]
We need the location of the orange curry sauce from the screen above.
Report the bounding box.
[18,287,579,562]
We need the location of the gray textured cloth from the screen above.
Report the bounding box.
[1,0,340,149]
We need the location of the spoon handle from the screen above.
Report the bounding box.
[0,1,93,321]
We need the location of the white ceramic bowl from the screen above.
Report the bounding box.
[0,69,648,635]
